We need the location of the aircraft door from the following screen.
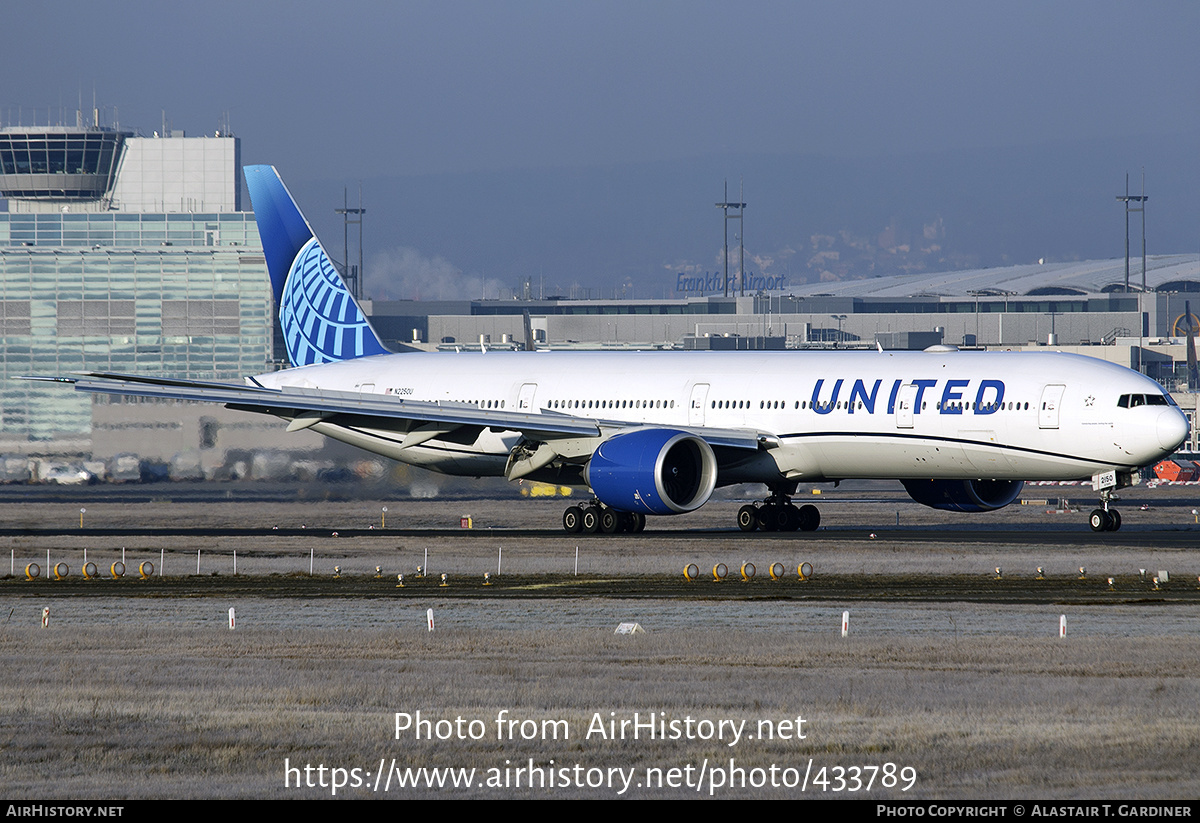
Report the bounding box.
[895,384,917,429]
[518,383,538,411]
[1039,384,1065,429]
[689,383,710,426]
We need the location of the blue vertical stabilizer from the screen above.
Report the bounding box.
[244,165,389,366]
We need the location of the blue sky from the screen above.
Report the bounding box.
[4,1,1197,297]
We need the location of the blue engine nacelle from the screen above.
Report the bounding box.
[901,479,1025,513]
[585,429,718,515]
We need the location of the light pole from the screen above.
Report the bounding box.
[716,180,746,298]
[832,314,847,345]
[336,186,366,300]
[1115,172,1148,293]
[1116,172,1148,373]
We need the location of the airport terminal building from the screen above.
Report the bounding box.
[0,121,272,451]
[364,255,1200,452]
[367,255,1200,384]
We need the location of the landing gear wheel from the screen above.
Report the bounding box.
[1089,509,1112,532]
[1110,509,1122,531]
[797,504,820,532]
[781,504,801,532]
[620,512,646,533]
[764,504,798,532]
[758,504,779,532]
[563,506,583,533]
[600,508,622,534]
[582,506,601,533]
[737,505,759,532]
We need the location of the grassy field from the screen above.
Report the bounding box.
[2,623,1199,798]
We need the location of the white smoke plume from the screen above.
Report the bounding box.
[367,246,508,301]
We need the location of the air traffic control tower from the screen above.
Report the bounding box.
[0,124,126,207]
[0,114,272,452]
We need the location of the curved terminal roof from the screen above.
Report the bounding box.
[782,254,1200,298]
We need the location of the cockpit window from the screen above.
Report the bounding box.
[1118,393,1171,408]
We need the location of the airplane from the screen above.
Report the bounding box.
[33,165,1190,534]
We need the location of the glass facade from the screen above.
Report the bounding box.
[0,128,125,200]
[0,211,258,248]
[0,212,270,442]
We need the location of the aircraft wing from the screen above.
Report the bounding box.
[28,372,766,451]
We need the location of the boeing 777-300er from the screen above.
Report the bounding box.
[33,166,1190,534]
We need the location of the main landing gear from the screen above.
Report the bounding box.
[736,490,820,533]
[559,493,823,535]
[562,503,647,535]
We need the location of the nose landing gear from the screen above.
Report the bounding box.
[1089,488,1122,532]
[1089,470,1135,532]
[1089,506,1122,532]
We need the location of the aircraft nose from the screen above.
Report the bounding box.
[1157,409,1189,451]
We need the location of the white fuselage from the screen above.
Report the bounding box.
[255,349,1189,485]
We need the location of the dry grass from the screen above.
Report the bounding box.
[1,626,1197,799]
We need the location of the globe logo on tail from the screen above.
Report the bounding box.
[280,237,386,366]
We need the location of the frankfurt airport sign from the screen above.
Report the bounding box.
[676,271,786,294]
